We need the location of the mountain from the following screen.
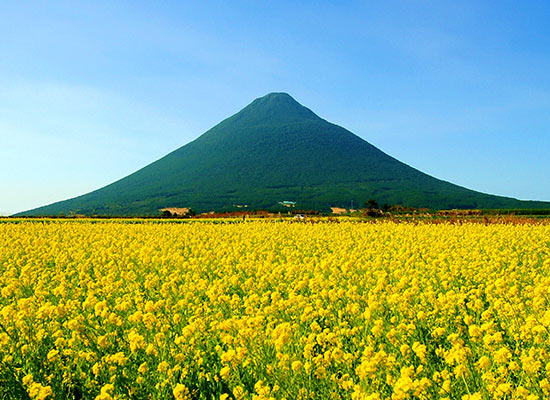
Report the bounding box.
[18,92,550,216]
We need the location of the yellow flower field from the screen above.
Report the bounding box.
[1,219,549,399]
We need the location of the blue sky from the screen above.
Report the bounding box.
[1,1,549,215]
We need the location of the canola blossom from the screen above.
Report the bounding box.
[0,219,549,400]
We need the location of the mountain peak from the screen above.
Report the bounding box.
[262,92,294,99]
[251,92,309,111]
[227,92,321,127]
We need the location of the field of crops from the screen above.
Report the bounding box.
[1,219,549,400]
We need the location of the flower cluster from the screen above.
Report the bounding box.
[0,219,549,399]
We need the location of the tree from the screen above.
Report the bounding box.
[365,199,379,210]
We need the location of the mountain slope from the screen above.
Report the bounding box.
[18,92,550,216]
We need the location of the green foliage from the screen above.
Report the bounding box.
[365,199,379,210]
[17,93,550,216]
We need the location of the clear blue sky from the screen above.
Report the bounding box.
[1,1,549,215]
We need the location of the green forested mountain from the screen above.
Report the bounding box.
[18,93,550,216]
